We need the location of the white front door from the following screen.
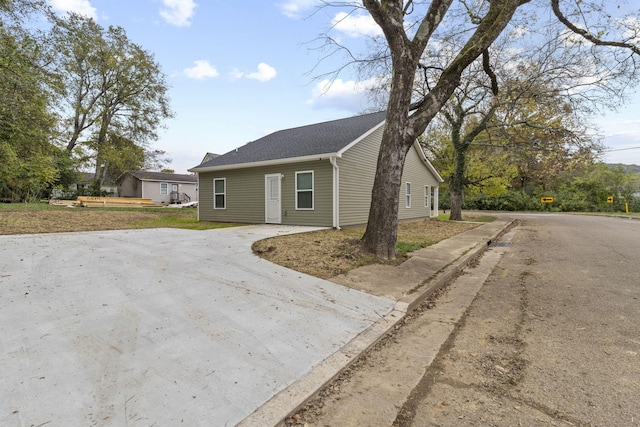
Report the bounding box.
[265,174,281,224]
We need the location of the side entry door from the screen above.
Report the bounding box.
[265,174,281,224]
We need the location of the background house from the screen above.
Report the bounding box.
[117,171,198,205]
[190,111,443,227]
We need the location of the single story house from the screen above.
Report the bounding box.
[116,171,198,205]
[189,111,442,228]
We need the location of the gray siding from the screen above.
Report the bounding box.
[339,130,439,226]
[198,160,334,226]
[337,126,383,226]
[141,181,197,205]
[118,175,142,198]
[399,144,439,220]
[141,182,166,204]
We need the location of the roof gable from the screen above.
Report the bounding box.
[411,141,444,182]
[192,111,386,171]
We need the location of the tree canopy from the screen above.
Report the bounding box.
[319,0,640,258]
[0,0,58,201]
[50,12,174,186]
[0,0,173,201]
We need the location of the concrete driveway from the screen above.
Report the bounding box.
[0,225,395,426]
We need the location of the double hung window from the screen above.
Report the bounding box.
[296,171,314,210]
[214,178,226,209]
[424,185,430,209]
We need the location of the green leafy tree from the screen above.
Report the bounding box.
[51,13,173,187]
[0,1,58,201]
[422,125,518,211]
[94,133,146,183]
[561,164,640,212]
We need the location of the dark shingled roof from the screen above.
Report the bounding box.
[122,171,197,183]
[193,111,387,170]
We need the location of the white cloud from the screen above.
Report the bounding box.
[230,63,277,82]
[160,0,197,27]
[307,76,381,111]
[247,63,277,82]
[278,0,317,18]
[332,11,382,38]
[184,60,219,80]
[48,0,97,19]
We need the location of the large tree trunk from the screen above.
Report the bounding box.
[449,133,468,220]
[360,121,414,259]
[449,152,466,221]
[92,110,111,190]
[360,51,417,259]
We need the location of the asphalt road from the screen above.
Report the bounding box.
[402,214,640,426]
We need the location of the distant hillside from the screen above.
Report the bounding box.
[606,163,640,174]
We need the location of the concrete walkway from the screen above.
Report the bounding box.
[0,226,396,427]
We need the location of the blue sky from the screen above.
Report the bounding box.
[47,0,640,173]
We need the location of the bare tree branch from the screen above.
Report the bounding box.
[551,0,640,56]
[482,49,499,96]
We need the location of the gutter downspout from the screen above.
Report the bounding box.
[330,156,340,230]
[196,173,200,221]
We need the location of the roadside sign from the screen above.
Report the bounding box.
[607,196,614,203]
[540,197,554,203]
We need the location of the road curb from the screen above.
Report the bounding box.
[402,218,516,314]
[593,214,640,221]
[238,219,516,427]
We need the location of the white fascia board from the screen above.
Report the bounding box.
[189,153,340,173]
[337,119,386,156]
[138,178,196,183]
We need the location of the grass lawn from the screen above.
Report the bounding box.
[0,202,238,235]
[252,215,494,279]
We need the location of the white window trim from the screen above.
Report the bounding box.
[213,178,226,210]
[160,182,168,195]
[424,185,430,209]
[295,170,314,210]
[405,182,411,208]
